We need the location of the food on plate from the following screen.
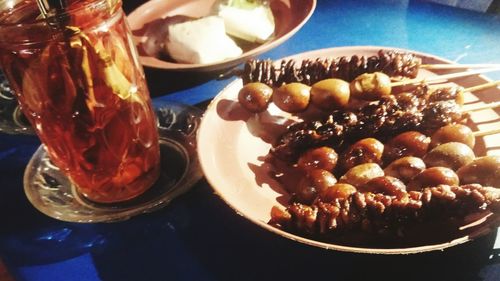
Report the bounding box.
[238,82,273,112]
[338,138,384,172]
[271,184,500,236]
[242,50,421,87]
[310,79,351,111]
[165,16,242,64]
[359,176,406,195]
[271,94,466,161]
[218,0,275,43]
[238,69,465,120]
[272,82,311,113]
[422,101,466,128]
[349,72,392,101]
[382,131,430,164]
[296,169,337,204]
[429,124,475,149]
[422,142,475,171]
[426,86,465,106]
[297,146,338,171]
[338,163,384,187]
[266,111,340,161]
[394,84,464,108]
[318,183,357,201]
[227,49,500,246]
[383,156,426,183]
[407,167,459,191]
[457,156,500,187]
[265,97,497,243]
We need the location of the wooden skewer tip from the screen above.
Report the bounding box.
[463,101,500,113]
[473,127,500,137]
[463,80,500,93]
[421,63,500,70]
[391,67,500,88]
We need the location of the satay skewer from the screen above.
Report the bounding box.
[272,84,500,161]
[242,51,500,88]
[273,184,500,236]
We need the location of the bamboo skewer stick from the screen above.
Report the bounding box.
[427,80,500,93]
[35,0,50,17]
[473,128,500,137]
[463,101,500,113]
[390,67,500,87]
[463,80,500,93]
[421,64,500,70]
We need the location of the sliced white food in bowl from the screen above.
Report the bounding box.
[165,16,243,64]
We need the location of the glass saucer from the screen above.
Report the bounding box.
[23,102,203,223]
[0,71,34,135]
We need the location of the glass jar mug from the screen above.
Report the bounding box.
[0,0,160,203]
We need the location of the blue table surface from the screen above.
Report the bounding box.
[2,1,500,280]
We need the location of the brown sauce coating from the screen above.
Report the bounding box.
[430,124,475,149]
[407,167,459,191]
[383,131,430,164]
[238,82,273,113]
[339,138,384,173]
[310,78,350,111]
[423,142,475,171]
[384,156,426,183]
[359,176,406,196]
[297,146,338,172]
[243,50,421,87]
[272,83,311,113]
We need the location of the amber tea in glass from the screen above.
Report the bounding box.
[0,0,160,203]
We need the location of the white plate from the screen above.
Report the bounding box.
[197,46,500,254]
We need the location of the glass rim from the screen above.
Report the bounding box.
[0,0,120,27]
